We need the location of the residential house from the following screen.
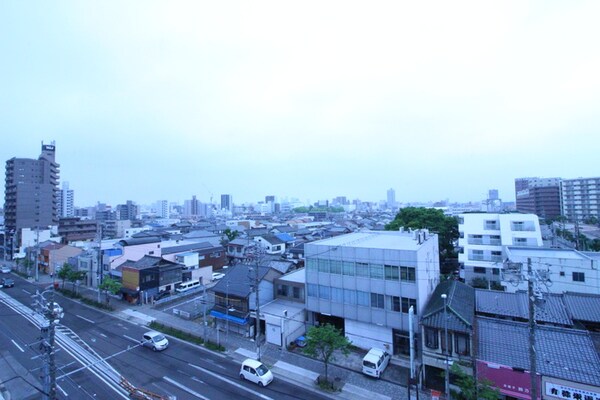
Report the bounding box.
[120,256,182,303]
[254,235,286,255]
[210,264,282,338]
[37,242,84,275]
[420,279,475,391]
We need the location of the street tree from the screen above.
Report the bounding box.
[385,207,459,272]
[448,363,499,400]
[99,277,122,306]
[303,323,352,387]
[57,263,73,289]
[67,269,87,293]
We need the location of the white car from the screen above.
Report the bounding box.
[362,348,391,378]
[212,272,225,281]
[141,331,169,351]
[239,358,273,387]
[1,265,11,274]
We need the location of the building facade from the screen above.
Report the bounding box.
[458,213,543,284]
[57,181,74,218]
[560,177,600,222]
[4,143,60,254]
[515,177,562,220]
[305,230,440,356]
[221,194,233,212]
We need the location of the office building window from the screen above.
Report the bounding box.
[331,287,343,303]
[385,265,399,281]
[343,261,355,276]
[307,258,317,271]
[356,262,369,277]
[401,297,416,313]
[371,293,385,309]
[401,266,416,282]
[307,284,318,297]
[357,291,370,306]
[318,285,330,300]
[573,272,585,282]
[387,295,401,312]
[344,289,356,305]
[370,263,384,279]
[330,260,342,275]
[318,259,330,273]
[473,267,486,274]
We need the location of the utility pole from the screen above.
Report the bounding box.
[527,258,538,400]
[35,226,40,282]
[254,256,261,361]
[441,293,450,400]
[34,288,61,400]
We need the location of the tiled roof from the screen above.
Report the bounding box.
[563,292,600,323]
[477,317,600,386]
[421,279,474,334]
[476,290,572,326]
[211,264,271,298]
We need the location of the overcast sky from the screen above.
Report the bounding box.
[1,1,599,208]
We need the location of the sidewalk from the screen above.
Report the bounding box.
[35,275,422,400]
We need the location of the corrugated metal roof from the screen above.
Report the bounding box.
[477,317,600,386]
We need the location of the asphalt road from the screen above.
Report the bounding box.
[1,274,329,400]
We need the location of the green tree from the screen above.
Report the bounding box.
[67,269,87,293]
[57,263,73,289]
[303,323,352,386]
[447,363,499,400]
[385,207,459,271]
[99,277,122,306]
[221,228,240,246]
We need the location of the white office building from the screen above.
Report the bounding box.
[305,229,440,356]
[458,213,543,284]
[502,246,600,295]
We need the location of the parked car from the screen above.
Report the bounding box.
[1,265,11,274]
[141,331,169,351]
[239,358,273,387]
[0,278,15,288]
[362,348,391,378]
[212,272,225,281]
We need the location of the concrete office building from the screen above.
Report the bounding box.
[561,177,600,222]
[221,194,233,212]
[387,188,396,209]
[458,213,543,284]
[4,143,60,256]
[305,229,440,356]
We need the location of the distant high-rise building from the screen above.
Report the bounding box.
[265,195,275,203]
[386,188,396,208]
[157,200,169,218]
[515,177,561,219]
[333,196,347,206]
[561,177,600,222]
[183,196,200,217]
[116,200,138,221]
[57,181,74,217]
[4,142,60,234]
[221,194,232,212]
[488,189,499,201]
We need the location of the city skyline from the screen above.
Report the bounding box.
[2,2,599,206]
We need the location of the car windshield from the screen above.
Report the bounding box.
[153,334,166,343]
[255,364,269,376]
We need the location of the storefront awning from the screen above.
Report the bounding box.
[210,310,248,325]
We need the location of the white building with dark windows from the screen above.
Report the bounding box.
[458,213,543,285]
[305,229,440,356]
[561,177,600,222]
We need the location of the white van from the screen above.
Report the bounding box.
[362,348,391,378]
[175,279,201,293]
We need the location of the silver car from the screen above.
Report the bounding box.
[141,331,169,351]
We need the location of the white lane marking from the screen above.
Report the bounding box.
[57,384,68,396]
[22,289,31,294]
[163,376,210,400]
[76,315,95,324]
[191,376,205,384]
[123,334,139,343]
[189,363,273,400]
[100,333,107,338]
[11,340,24,352]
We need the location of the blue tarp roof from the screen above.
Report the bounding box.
[210,310,248,325]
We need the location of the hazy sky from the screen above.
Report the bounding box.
[2,1,599,208]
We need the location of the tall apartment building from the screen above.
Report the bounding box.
[156,200,169,218]
[116,200,138,221]
[560,177,600,222]
[221,194,232,212]
[57,181,74,217]
[305,230,440,356]
[387,188,396,209]
[458,213,543,284]
[515,177,561,219]
[4,142,60,236]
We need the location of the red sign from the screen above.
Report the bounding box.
[477,360,540,400]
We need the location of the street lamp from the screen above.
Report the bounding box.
[441,293,450,400]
